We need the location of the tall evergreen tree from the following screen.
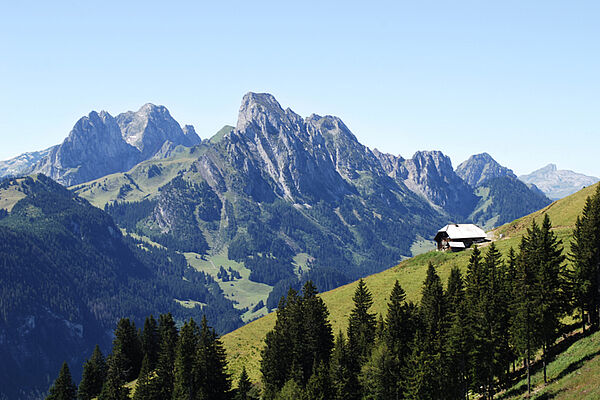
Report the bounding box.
[140,315,160,371]
[410,262,448,399]
[261,289,302,399]
[195,315,231,400]
[383,280,416,399]
[78,345,107,400]
[536,214,566,383]
[47,362,77,400]
[300,281,334,384]
[445,267,470,400]
[154,313,178,400]
[510,221,543,395]
[172,318,200,400]
[329,331,359,400]
[305,361,333,400]
[112,318,143,382]
[569,186,600,331]
[133,355,159,400]
[235,367,253,400]
[347,279,377,363]
[98,351,130,400]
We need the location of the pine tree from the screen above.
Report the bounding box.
[47,362,77,400]
[347,279,377,363]
[305,361,333,400]
[112,318,143,382]
[329,331,359,400]
[235,367,253,400]
[411,262,447,399]
[154,313,178,400]
[140,315,160,371]
[536,214,566,383]
[383,280,415,399]
[195,315,231,400]
[510,221,543,395]
[78,345,107,400]
[98,351,130,400]
[359,341,397,400]
[133,355,159,400]
[404,332,439,400]
[261,289,301,399]
[569,186,600,331]
[300,281,333,384]
[172,318,200,400]
[445,267,470,400]
[274,379,305,400]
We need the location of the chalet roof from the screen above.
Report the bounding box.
[435,224,487,241]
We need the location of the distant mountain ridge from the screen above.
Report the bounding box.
[0,104,201,186]
[519,164,599,200]
[456,152,517,187]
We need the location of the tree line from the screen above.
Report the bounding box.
[46,313,249,400]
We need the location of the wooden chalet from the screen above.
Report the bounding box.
[434,223,489,252]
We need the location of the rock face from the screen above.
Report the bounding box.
[398,151,478,218]
[35,111,140,186]
[519,164,599,200]
[16,104,201,186]
[0,147,55,178]
[456,152,516,187]
[116,103,198,159]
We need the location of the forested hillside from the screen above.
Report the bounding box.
[220,182,600,398]
[0,175,241,399]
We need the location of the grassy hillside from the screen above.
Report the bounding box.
[222,182,600,384]
[501,329,600,399]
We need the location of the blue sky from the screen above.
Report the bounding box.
[1,1,599,176]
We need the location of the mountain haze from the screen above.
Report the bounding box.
[519,163,599,200]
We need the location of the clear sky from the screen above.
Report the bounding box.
[1,1,599,176]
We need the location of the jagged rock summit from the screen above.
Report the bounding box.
[519,164,599,200]
[456,152,516,187]
[4,103,202,186]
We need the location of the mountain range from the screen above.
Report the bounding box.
[519,163,599,200]
[0,92,557,398]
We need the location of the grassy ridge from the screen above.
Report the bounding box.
[222,183,599,384]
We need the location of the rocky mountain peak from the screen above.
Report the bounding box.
[519,164,598,199]
[116,103,189,158]
[456,152,516,187]
[399,150,478,217]
[236,92,304,135]
[183,125,201,145]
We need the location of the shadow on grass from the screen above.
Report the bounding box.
[499,327,598,399]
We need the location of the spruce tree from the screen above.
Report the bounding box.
[195,315,231,400]
[300,281,333,384]
[235,367,253,400]
[412,262,447,399]
[510,221,543,395]
[154,313,178,400]
[172,318,199,400]
[112,318,143,382]
[359,341,396,400]
[569,186,600,331]
[261,289,301,399]
[133,354,159,400]
[98,351,130,400]
[347,279,376,363]
[383,280,415,399]
[78,345,107,400]
[47,362,77,400]
[305,361,333,400]
[329,331,359,400]
[140,315,160,371]
[536,214,566,383]
[445,267,470,400]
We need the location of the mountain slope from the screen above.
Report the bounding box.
[0,174,241,399]
[520,164,599,200]
[221,182,599,384]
